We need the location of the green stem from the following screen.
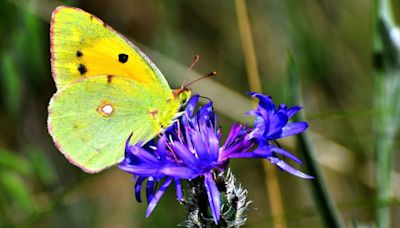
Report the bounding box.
[286,56,344,228]
[374,0,400,226]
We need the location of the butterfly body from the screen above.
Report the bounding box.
[48,6,190,173]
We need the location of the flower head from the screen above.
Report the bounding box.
[247,92,308,143]
[119,93,312,224]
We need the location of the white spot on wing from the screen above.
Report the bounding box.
[97,102,115,117]
[102,105,113,115]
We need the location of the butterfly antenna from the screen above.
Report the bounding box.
[184,71,217,88]
[181,55,200,90]
[199,95,213,103]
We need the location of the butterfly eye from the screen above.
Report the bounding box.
[179,89,192,105]
[179,93,186,104]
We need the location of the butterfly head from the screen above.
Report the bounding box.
[173,88,192,106]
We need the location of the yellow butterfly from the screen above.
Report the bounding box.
[48,6,191,173]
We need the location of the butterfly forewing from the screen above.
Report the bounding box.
[51,6,170,95]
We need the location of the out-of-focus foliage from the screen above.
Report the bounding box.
[0,0,399,227]
[0,147,56,227]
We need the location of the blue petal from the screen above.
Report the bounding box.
[119,165,160,176]
[228,152,260,159]
[250,92,275,112]
[245,110,259,117]
[207,127,221,162]
[278,104,287,110]
[161,165,199,179]
[125,145,160,165]
[146,177,155,203]
[198,102,214,125]
[124,133,134,156]
[146,177,173,217]
[191,130,209,162]
[268,157,314,179]
[248,145,272,157]
[279,122,308,138]
[269,146,302,164]
[227,144,302,165]
[122,138,143,165]
[184,95,200,117]
[267,112,288,138]
[247,116,265,140]
[183,121,194,150]
[258,108,270,137]
[157,135,167,161]
[204,172,220,224]
[286,106,302,118]
[223,124,241,147]
[172,142,199,168]
[135,176,146,203]
[175,178,183,201]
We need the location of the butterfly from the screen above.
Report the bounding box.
[48,6,191,173]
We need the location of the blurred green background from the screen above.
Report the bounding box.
[1,0,399,227]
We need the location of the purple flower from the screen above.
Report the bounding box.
[118,135,184,217]
[246,92,309,143]
[233,92,313,179]
[119,93,312,223]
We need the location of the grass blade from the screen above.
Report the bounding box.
[286,55,344,228]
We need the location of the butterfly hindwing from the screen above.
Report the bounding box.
[48,75,180,173]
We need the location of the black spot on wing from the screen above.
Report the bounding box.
[76,51,83,57]
[78,64,87,75]
[118,53,128,63]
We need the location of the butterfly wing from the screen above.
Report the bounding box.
[50,6,169,93]
[48,75,181,173]
[48,6,185,173]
